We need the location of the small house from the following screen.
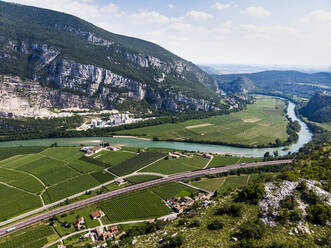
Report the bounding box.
[90,210,105,220]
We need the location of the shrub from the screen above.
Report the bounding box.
[215,203,242,217]
[301,190,321,204]
[237,183,265,204]
[236,220,266,240]
[279,195,298,210]
[188,219,200,228]
[207,220,224,230]
[159,236,184,248]
[307,204,331,225]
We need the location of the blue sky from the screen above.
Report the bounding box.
[4,0,331,67]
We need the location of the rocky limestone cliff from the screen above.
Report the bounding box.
[0,38,221,115]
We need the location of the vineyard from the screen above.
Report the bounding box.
[92,151,136,167]
[100,190,171,223]
[125,174,161,184]
[0,184,42,221]
[43,174,100,203]
[91,171,116,184]
[218,175,249,194]
[108,151,165,176]
[0,167,43,193]
[0,146,46,161]
[150,182,197,200]
[0,225,55,248]
[141,155,209,175]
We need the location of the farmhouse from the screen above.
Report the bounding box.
[74,217,85,230]
[107,146,121,151]
[167,152,180,159]
[167,193,211,213]
[109,226,119,234]
[203,153,213,159]
[90,210,105,220]
[81,146,103,156]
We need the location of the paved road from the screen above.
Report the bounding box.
[0,160,291,237]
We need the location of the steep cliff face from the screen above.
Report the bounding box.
[0,1,221,114]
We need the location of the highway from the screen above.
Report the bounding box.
[0,159,292,237]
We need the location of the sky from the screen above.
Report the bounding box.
[4,0,331,67]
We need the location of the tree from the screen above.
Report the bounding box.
[207,220,224,230]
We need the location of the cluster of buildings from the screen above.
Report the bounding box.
[89,113,153,129]
[89,225,125,243]
[167,193,211,213]
[167,152,190,159]
[80,145,121,156]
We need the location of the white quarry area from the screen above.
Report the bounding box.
[259,179,331,229]
[77,113,154,131]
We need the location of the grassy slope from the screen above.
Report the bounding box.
[116,96,289,146]
[125,175,162,184]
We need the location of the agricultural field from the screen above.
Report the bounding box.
[41,147,102,173]
[0,224,57,248]
[115,96,289,146]
[1,153,43,169]
[0,146,47,161]
[0,184,42,221]
[91,171,116,184]
[0,167,43,193]
[108,151,166,176]
[208,155,262,168]
[100,190,171,223]
[141,155,209,175]
[190,178,226,192]
[125,174,161,184]
[150,182,197,200]
[43,174,100,204]
[219,175,249,194]
[13,156,80,186]
[91,150,136,167]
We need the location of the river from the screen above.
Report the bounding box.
[0,100,313,157]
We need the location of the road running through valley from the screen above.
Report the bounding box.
[0,159,292,237]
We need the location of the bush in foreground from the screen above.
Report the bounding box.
[207,220,224,230]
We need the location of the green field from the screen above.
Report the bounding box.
[13,156,80,186]
[208,155,262,168]
[125,174,162,184]
[190,178,226,192]
[43,174,100,203]
[108,151,165,176]
[101,190,171,223]
[0,167,43,193]
[0,224,56,248]
[115,96,289,146]
[91,150,136,167]
[219,175,249,194]
[150,182,197,200]
[0,146,47,161]
[91,171,116,183]
[0,184,42,221]
[141,155,209,175]
[41,147,103,173]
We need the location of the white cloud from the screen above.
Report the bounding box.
[213,3,231,10]
[128,11,172,24]
[169,4,175,9]
[301,10,331,23]
[169,22,193,32]
[186,10,212,21]
[241,6,272,17]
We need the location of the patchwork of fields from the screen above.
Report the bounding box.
[115,96,289,146]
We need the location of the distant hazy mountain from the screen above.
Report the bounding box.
[200,64,331,75]
[300,92,331,123]
[214,70,331,100]
[0,1,221,113]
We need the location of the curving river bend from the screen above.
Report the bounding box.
[0,101,313,157]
